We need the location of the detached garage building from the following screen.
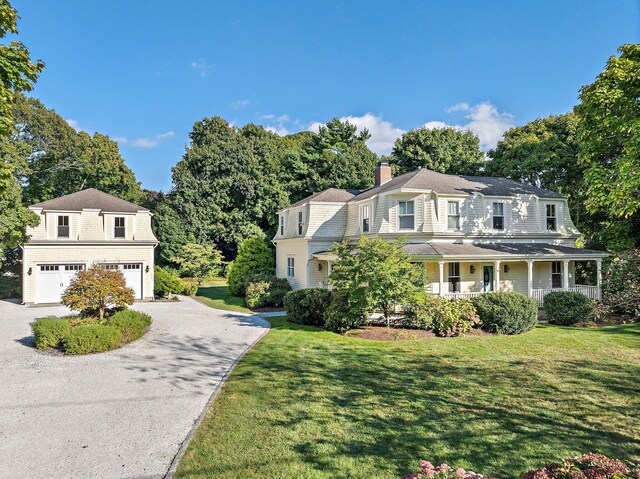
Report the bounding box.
[21,188,158,305]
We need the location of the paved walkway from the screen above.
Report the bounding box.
[0,297,270,479]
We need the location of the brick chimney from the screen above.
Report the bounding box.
[375,161,392,186]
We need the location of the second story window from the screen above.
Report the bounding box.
[398,200,414,230]
[546,204,557,231]
[447,201,460,230]
[361,204,371,233]
[280,216,285,236]
[492,202,504,230]
[297,211,304,235]
[114,217,125,238]
[57,216,69,238]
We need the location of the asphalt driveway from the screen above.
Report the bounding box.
[0,297,270,479]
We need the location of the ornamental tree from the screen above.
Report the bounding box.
[227,236,274,297]
[330,236,425,327]
[61,265,134,319]
[171,242,223,285]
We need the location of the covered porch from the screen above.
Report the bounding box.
[406,243,607,307]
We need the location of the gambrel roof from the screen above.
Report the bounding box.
[30,188,148,213]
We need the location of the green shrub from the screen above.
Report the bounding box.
[108,310,152,342]
[472,291,538,334]
[284,289,333,326]
[403,293,479,336]
[544,291,594,325]
[180,279,199,296]
[154,266,183,297]
[245,274,291,309]
[64,325,122,355]
[228,237,274,297]
[402,292,440,329]
[324,290,366,333]
[31,317,71,350]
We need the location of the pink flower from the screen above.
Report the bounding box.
[420,461,434,470]
[456,468,467,477]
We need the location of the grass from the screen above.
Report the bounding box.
[176,317,640,479]
[193,278,252,314]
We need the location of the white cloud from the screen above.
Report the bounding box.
[262,113,292,137]
[65,119,80,131]
[191,58,212,77]
[117,131,176,148]
[259,114,275,120]
[229,99,250,110]
[308,113,405,156]
[423,102,515,150]
[266,125,290,136]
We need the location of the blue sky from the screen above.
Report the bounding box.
[12,1,639,191]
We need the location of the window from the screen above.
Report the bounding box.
[447,201,460,230]
[279,216,285,236]
[398,200,415,230]
[57,216,69,238]
[361,204,371,233]
[448,262,461,293]
[297,211,304,235]
[64,265,84,271]
[546,204,557,231]
[492,202,504,230]
[40,265,59,271]
[287,257,295,277]
[114,217,125,238]
[551,261,562,288]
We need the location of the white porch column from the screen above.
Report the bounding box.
[438,261,445,296]
[563,260,570,289]
[494,260,501,292]
[596,259,602,288]
[527,260,534,297]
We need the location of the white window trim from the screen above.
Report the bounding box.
[279,216,285,236]
[114,216,126,239]
[492,202,504,230]
[286,256,295,278]
[546,203,557,231]
[448,262,461,293]
[551,261,562,288]
[57,215,70,238]
[360,203,372,233]
[297,211,304,236]
[447,200,461,231]
[398,200,416,231]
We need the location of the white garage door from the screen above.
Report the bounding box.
[102,263,142,300]
[35,264,84,304]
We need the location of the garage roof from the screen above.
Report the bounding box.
[30,188,148,213]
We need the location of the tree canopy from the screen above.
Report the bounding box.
[390,126,484,175]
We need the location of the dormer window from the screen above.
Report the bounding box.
[114,217,125,238]
[447,201,460,231]
[492,202,504,230]
[280,216,285,236]
[361,204,371,233]
[546,204,557,231]
[398,201,414,230]
[297,211,304,236]
[57,216,69,238]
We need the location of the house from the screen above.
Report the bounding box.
[21,188,158,304]
[273,162,607,306]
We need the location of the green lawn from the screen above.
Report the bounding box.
[193,279,252,314]
[176,316,640,479]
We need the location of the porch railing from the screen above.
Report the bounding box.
[443,285,601,307]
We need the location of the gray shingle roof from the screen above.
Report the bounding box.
[402,242,606,258]
[30,188,147,213]
[352,168,566,201]
[288,188,361,208]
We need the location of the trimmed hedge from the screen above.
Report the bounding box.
[245,274,291,309]
[324,290,366,333]
[472,291,538,335]
[180,279,199,296]
[154,266,183,297]
[544,291,594,325]
[108,310,152,342]
[284,288,333,326]
[65,325,123,355]
[31,318,72,349]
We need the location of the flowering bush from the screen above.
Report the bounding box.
[521,453,640,479]
[403,461,485,479]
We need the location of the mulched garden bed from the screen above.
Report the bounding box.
[346,326,493,341]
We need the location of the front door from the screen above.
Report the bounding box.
[483,266,494,292]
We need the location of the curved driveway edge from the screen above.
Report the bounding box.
[0,297,271,479]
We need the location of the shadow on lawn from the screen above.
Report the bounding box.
[222,319,640,479]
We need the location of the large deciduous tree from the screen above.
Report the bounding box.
[171,243,223,285]
[574,44,640,249]
[390,127,484,175]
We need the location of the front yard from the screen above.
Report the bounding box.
[176,317,640,479]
